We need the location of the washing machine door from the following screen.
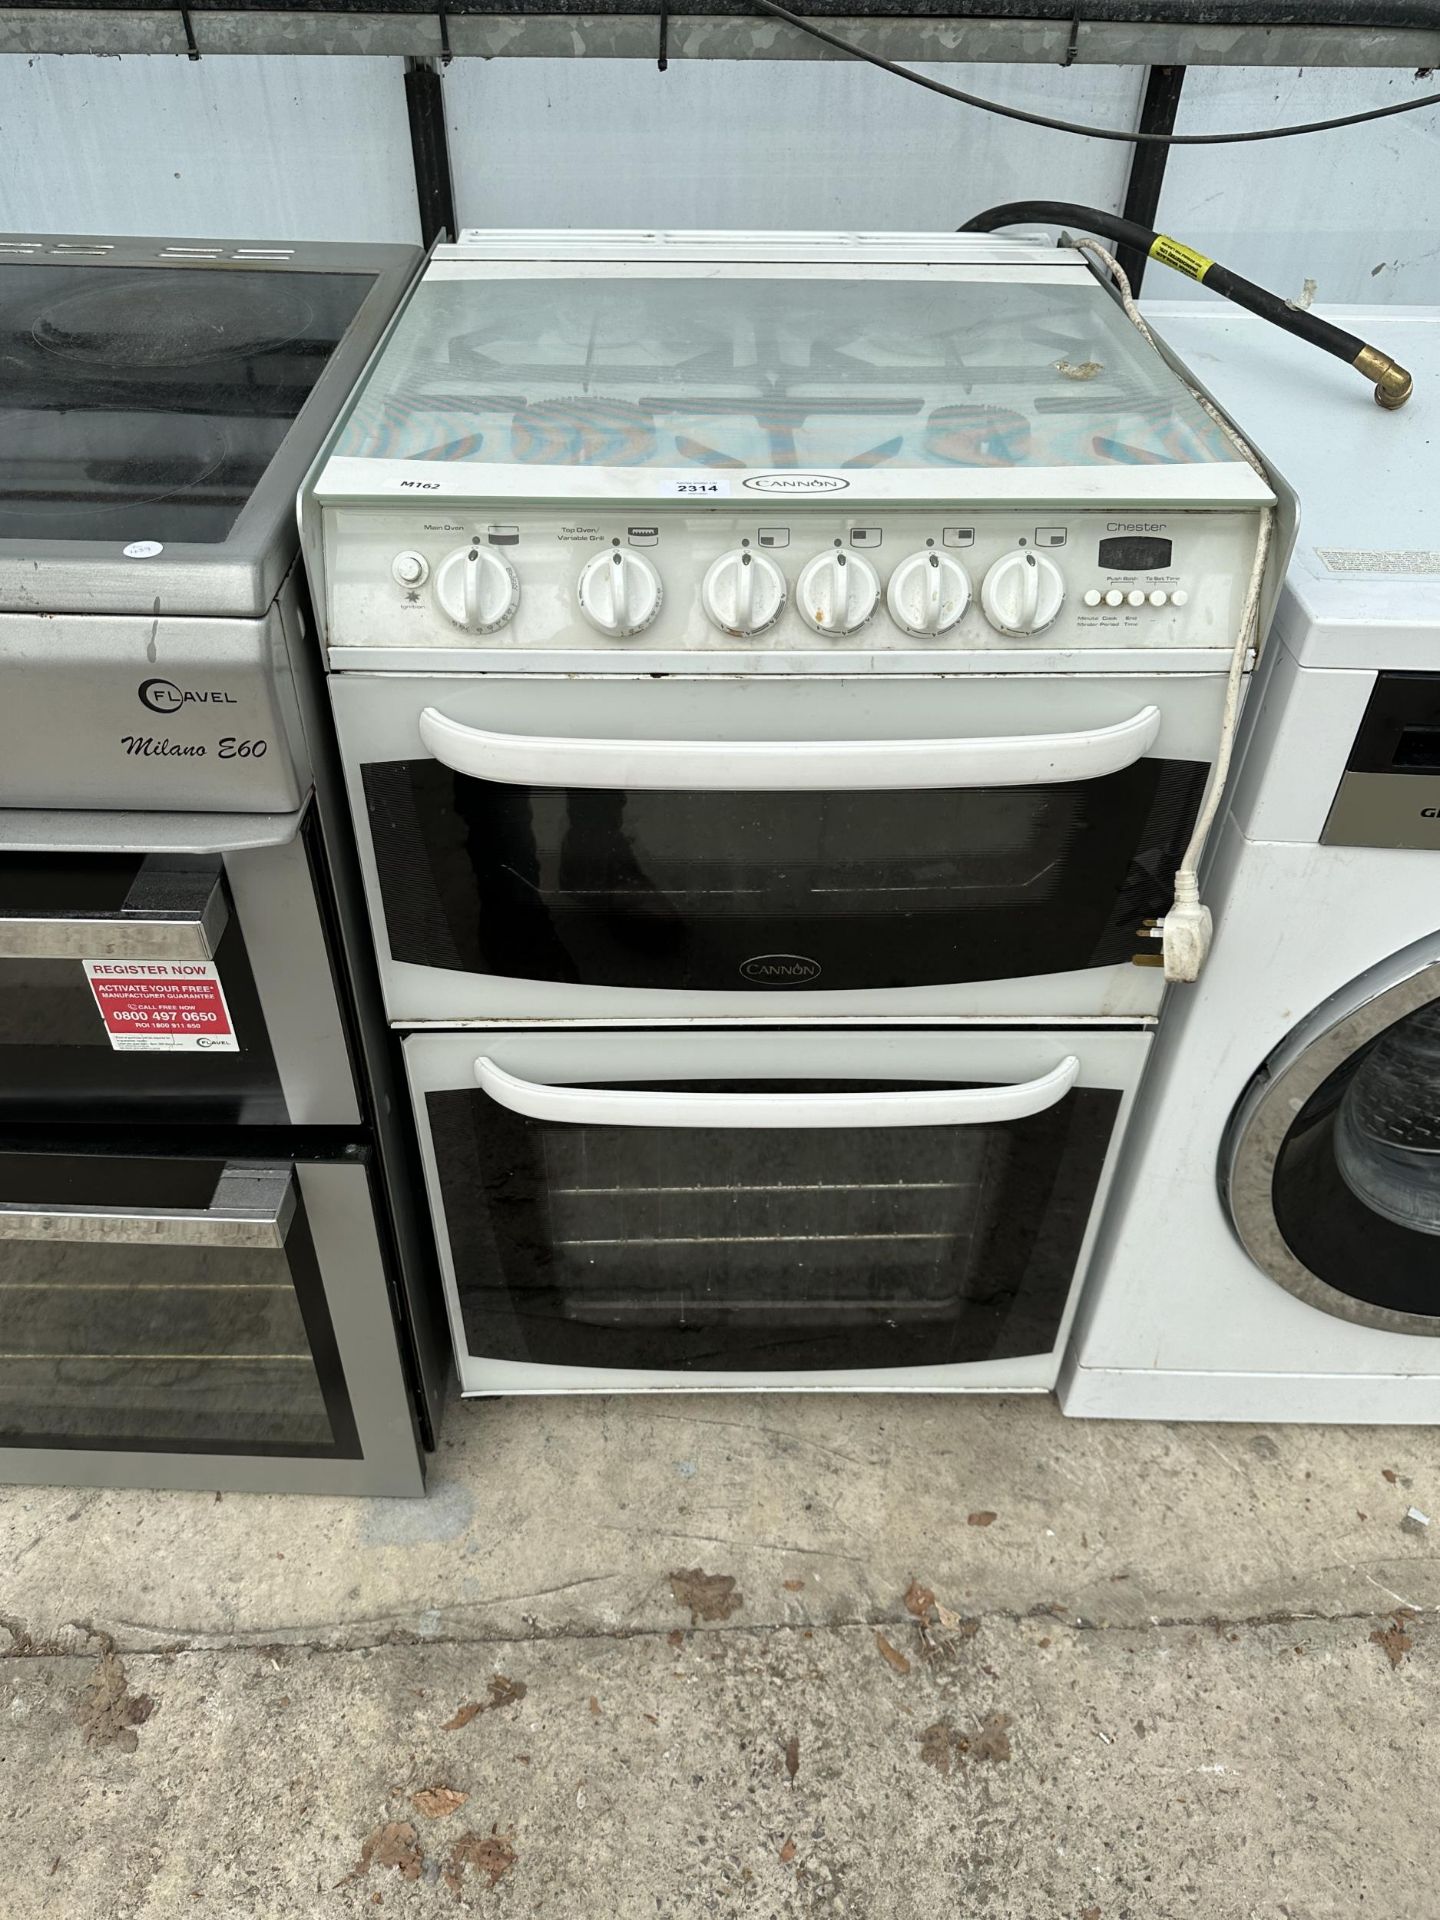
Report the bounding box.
[1221,935,1440,1334]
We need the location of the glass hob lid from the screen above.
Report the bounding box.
[335,270,1244,474]
[0,262,372,546]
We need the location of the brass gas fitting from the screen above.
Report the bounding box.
[1353,344,1414,409]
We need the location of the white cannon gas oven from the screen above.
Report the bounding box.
[306,231,1287,1394]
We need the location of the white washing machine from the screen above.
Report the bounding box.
[1063,304,1440,1424]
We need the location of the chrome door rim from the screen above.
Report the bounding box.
[1221,944,1440,1335]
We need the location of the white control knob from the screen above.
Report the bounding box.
[980,550,1066,637]
[1104,589,1125,609]
[701,548,787,637]
[1127,589,1147,608]
[796,549,880,637]
[886,549,971,637]
[577,548,663,637]
[434,545,519,633]
[392,550,429,587]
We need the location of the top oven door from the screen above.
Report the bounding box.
[331,672,1226,1023]
[0,812,359,1127]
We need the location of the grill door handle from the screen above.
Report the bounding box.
[473,1055,1081,1129]
[0,1163,296,1249]
[418,705,1163,792]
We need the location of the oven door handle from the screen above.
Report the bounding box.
[0,859,229,962]
[417,705,1163,791]
[0,1163,296,1249]
[473,1055,1081,1128]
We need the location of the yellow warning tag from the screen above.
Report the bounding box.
[1148,234,1214,282]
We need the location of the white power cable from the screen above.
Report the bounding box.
[1072,237,1275,984]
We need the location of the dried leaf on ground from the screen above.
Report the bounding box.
[410,1786,469,1820]
[904,1580,937,1620]
[441,1701,483,1732]
[784,1734,800,1782]
[779,1838,797,1864]
[874,1630,911,1676]
[667,1628,685,1649]
[1382,1468,1399,1484]
[345,1822,423,1884]
[1371,1610,1417,1670]
[76,1636,156,1754]
[588,1695,600,1715]
[918,1722,953,1776]
[1080,1907,1102,1919]
[669,1567,744,1623]
[782,1578,806,1593]
[966,1511,998,1528]
[442,1673,527,1731]
[972,1711,1014,1762]
[445,1829,517,1895]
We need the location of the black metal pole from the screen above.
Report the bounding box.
[1114,64,1186,292]
[404,55,458,249]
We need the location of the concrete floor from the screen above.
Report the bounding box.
[1,1394,1436,1918]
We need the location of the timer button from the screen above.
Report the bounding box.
[1148,589,1168,608]
[1127,589,1146,608]
[1083,589,1103,608]
[1104,589,1125,608]
[392,551,429,587]
[1170,588,1190,607]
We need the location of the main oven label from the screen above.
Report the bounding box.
[83,959,238,1052]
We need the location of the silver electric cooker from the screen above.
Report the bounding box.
[0,234,418,817]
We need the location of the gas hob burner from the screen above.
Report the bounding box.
[511,397,658,466]
[30,273,317,369]
[448,287,742,384]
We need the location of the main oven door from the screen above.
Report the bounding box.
[0,810,359,1127]
[0,1138,423,1494]
[406,1025,1148,1392]
[333,672,1221,1022]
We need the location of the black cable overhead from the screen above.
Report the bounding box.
[749,0,1440,145]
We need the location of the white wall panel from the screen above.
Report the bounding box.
[1156,67,1440,306]
[0,55,420,243]
[445,58,1141,230]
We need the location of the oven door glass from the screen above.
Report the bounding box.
[0,851,286,1124]
[409,1030,1139,1381]
[362,748,1204,994]
[1224,953,1440,1332]
[0,1146,362,1455]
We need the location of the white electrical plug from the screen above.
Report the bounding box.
[1151,873,1213,983]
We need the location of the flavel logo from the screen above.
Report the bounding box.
[741,474,849,496]
[138,678,238,715]
[740,953,822,985]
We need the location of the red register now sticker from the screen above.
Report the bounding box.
[83,959,239,1052]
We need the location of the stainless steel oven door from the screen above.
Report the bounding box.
[332,672,1225,1023]
[405,1025,1148,1393]
[0,1143,422,1494]
[0,806,359,1127]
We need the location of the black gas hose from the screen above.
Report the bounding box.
[960,201,1412,409]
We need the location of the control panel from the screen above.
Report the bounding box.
[328,507,1261,660]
